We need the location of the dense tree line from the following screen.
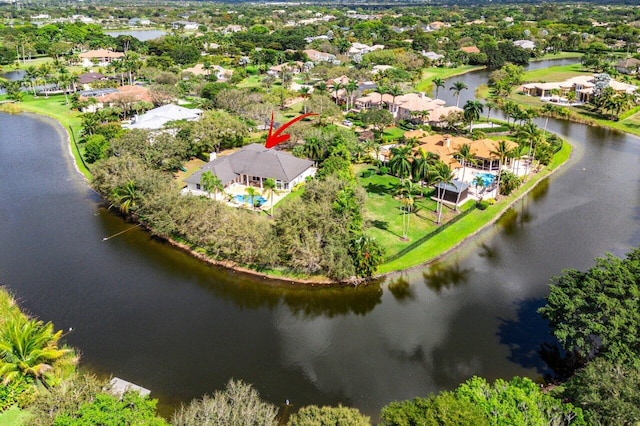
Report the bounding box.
[89,125,382,281]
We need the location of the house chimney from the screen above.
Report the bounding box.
[419,92,426,99]
[444,135,451,147]
[209,152,217,162]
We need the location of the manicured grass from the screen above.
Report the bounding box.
[355,164,473,264]
[521,63,587,83]
[415,65,485,93]
[370,140,573,274]
[237,75,262,88]
[535,51,583,61]
[382,126,405,141]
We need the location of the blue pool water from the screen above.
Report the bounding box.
[234,194,267,206]
[475,172,495,187]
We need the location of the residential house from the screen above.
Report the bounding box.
[183,63,232,81]
[460,46,481,54]
[171,21,198,30]
[268,62,304,76]
[615,58,640,75]
[520,74,637,103]
[513,40,536,50]
[78,49,124,67]
[184,143,316,194]
[421,51,445,64]
[77,72,108,89]
[303,49,340,65]
[124,104,202,130]
[128,18,151,26]
[347,42,384,56]
[79,85,153,113]
[407,131,518,172]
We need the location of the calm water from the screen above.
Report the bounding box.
[1,59,640,418]
[105,29,167,41]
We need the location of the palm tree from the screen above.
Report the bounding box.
[200,171,223,200]
[333,82,343,106]
[245,186,259,211]
[385,84,403,116]
[450,81,468,108]
[345,80,359,111]
[112,180,139,214]
[516,121,542,179]
[412,148,440,188]
[262,178,278,217]
[395,179,416,240]
[389,145,413,179]
[25,65,38,96]
[490,140,512,200]
[432,77,445,99]
[463,100,483,132]
[485,98,498,121]
[454,143,476,184]
[315,81,327,96]
[434,162,454,224]
[0,316,72,389]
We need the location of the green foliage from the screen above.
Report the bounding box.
[191,110,248,154]
[0,379,34,412]
[477,200,490,210]
[28,374,106,426]
[171,379,278,426]
[53,391,167,426]
[538,248,640,365]
[349,235,385,278]
[498,170,521,196]
[83,134,109,164]
[288,404,370,426]
[563,358,640,425]
[362,108,394,135]
[380,392,488,426]
[457,376,585,426]
[0,315,74,390]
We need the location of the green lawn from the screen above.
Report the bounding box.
[237,75,262,88]
[355,164,475,265]
[521,63,588,83]
[382,126,405,141]
[362,139,573,274]
[415,65,485,93]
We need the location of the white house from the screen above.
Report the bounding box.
[78,49,124,67]
[124,104,202,130]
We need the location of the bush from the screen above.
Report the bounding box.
[498,170,521,196]
[288,405,370,426]
[477,200,490,210]
[378,166,389,175]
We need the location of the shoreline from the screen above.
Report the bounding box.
[0,58,574,285]
[1,109,571,287]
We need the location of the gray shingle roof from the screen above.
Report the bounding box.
[185,144,314,186]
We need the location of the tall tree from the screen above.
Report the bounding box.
[200,171,223,200]
[450,80,468,108]
[263,178,278,217]
[490,140,512,200]
[432,77,446,99]
[463,100,484,132]
[388,145,413,179]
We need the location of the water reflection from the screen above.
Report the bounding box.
[477,242,500,264]
[387,274,415,302]
[422,261,470,293]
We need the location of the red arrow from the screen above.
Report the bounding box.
[265,112,318,149]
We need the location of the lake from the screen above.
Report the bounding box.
[1,59,639,418]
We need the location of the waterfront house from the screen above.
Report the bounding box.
[78,49,124,67]
[184,144,316,194]
[124,104,202,130]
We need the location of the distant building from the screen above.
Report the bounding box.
[513,40,536,50]
[171,21,198,30]
[460,46,480,54]
[615,58,640,75]
[124,104,202,130]
[78,49,124,67]
[303,49,340,65]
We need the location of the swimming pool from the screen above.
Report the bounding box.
[474,172,495,187]
[234,194,267,206]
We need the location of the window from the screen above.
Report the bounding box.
[196,184,201,190]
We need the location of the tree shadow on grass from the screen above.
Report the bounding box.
[364,182,393,195]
